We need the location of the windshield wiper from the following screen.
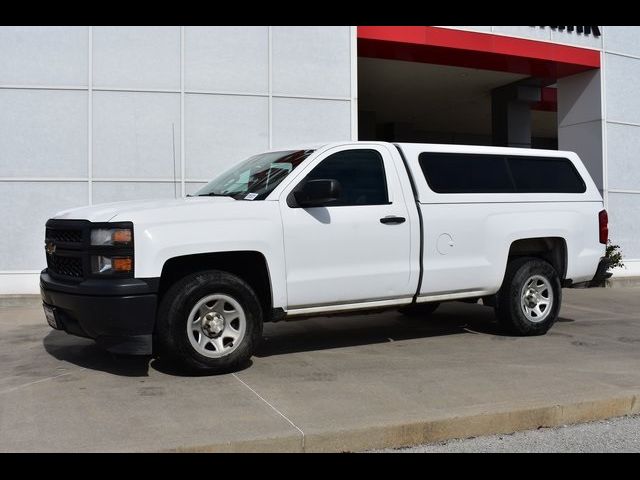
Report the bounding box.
[196,192,234,198]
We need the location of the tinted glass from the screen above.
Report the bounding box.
[419,153,513,193]
[304,149,388,206]
[508,156,586,193]
[419,152,587,194]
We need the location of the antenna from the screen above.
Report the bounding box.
[171,122,177,199]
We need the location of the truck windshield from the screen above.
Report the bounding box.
[193,149,314,200]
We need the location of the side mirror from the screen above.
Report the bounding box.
[293,179,342,208]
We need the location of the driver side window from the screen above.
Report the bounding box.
[303,149,389,206]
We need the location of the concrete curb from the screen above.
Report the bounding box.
[606,277,640,288]
[165,393,640,453]
[166,434,303,453]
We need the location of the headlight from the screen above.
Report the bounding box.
[91,255,133,274]
[90,228,132,246]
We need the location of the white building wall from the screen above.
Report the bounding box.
[439,26,603,49]
[0,26,355,293]
[1,25,639,293]
[601,26,640,276]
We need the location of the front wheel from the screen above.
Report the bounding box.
[495,257,561,336]
[156,270,263,374]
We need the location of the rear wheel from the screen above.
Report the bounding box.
[495,257,561,336]
[156,270,263,374]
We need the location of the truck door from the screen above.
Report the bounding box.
[278,144,414,310]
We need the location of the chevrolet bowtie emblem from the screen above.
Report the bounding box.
[45,242,56,255]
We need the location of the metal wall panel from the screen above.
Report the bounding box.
[0,89,88,178]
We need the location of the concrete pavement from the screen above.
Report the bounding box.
[1,287,640,452]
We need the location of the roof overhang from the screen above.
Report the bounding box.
[357,26,600,80]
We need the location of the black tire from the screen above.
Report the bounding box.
[495,257,561,336]
[398,302,440,318]
[155,270,263,374]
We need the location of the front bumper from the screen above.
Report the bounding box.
[40,271,158,355]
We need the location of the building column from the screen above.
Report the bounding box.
[557,69,604,191]
[491,83,541,148]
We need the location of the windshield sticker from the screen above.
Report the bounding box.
[244,193,259,200]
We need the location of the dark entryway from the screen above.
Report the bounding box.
[358,57,559,150]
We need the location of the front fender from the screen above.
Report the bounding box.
[121,205,287,309]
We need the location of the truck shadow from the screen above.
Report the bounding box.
[42,306,575,376]
[43,331,151,377]
[41,330,252,377]
[254,306,575,358]
[253,312,480,358]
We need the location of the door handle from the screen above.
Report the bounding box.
[380,216,406,225]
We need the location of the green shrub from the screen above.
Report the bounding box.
[605,241,624,272]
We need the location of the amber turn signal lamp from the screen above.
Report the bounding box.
[112,229,133,244]
[112,257,133,272]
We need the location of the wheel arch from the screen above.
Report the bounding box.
[505,237,568,282]
[158,251,274,321]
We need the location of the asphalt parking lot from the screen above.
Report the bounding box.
[1,287,640,452]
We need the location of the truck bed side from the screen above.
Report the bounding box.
[395,143,605,300]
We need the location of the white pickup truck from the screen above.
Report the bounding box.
[41,142,610,373]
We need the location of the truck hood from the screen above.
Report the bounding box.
[53,197,237,223]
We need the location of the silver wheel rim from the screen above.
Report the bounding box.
[187,294,246,358]
[520,275,554,323]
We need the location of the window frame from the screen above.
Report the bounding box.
[287,148,391,208]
